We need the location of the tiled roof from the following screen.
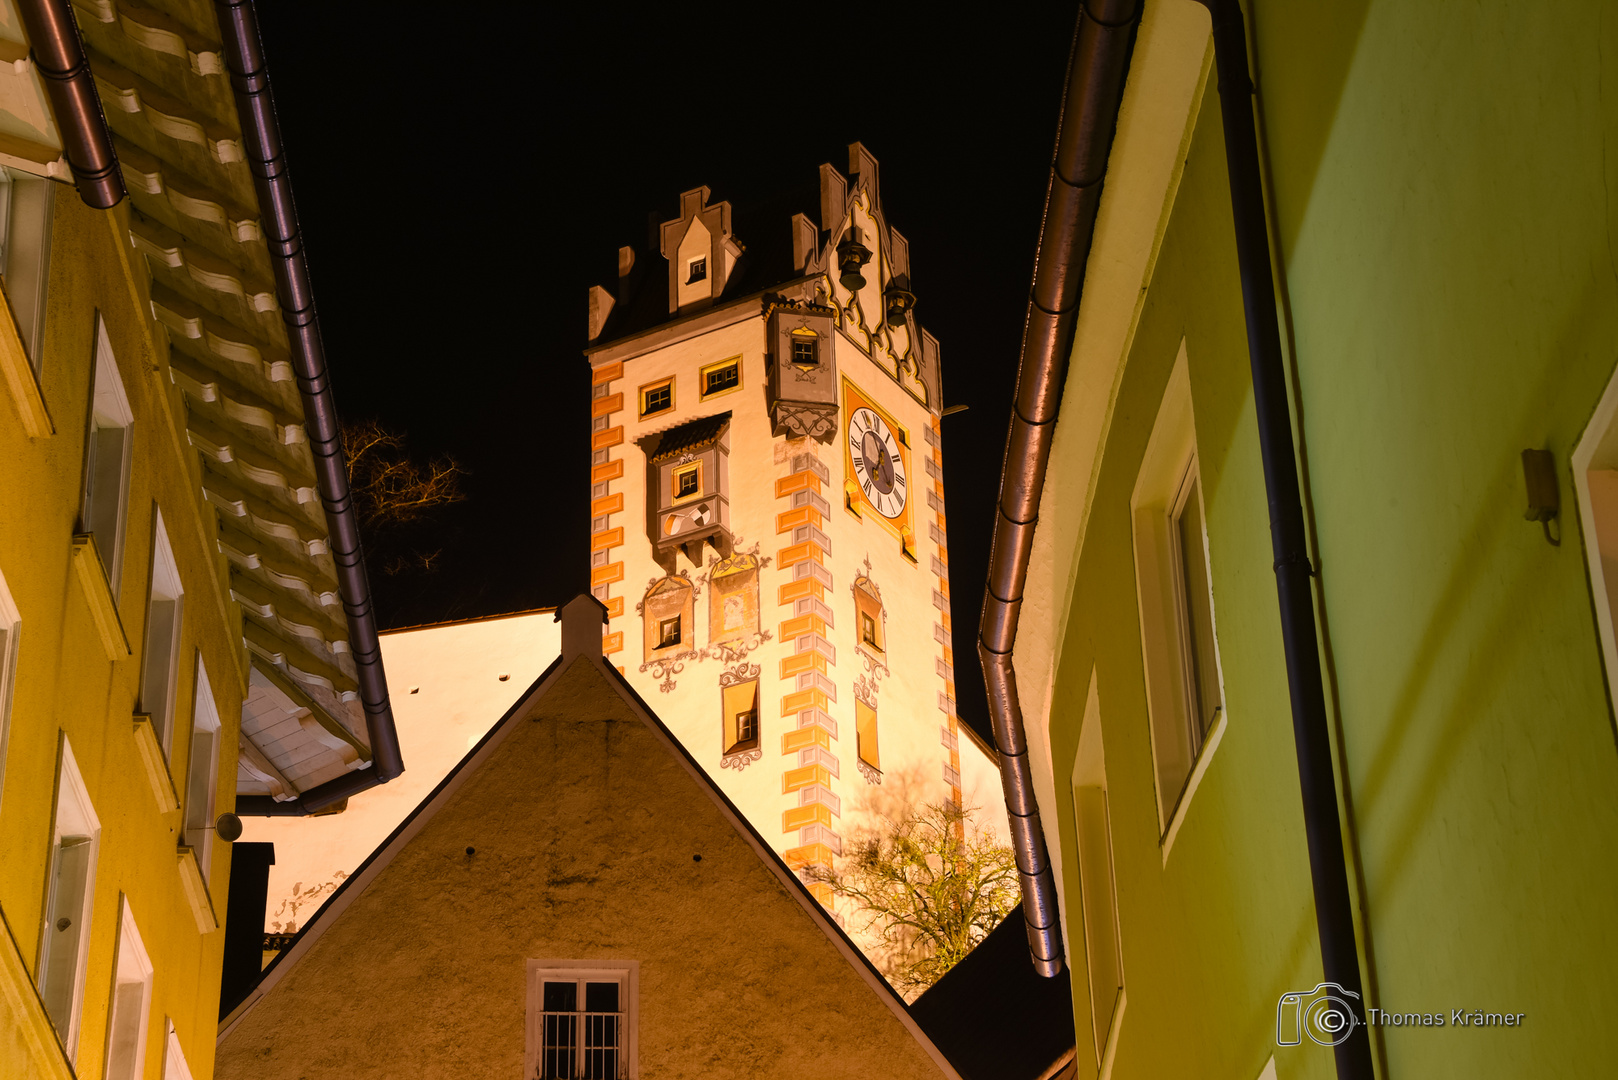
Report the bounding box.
[76,0,372,800]
[647,411,731,462]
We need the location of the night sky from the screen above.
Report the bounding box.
[252,2,1080,745]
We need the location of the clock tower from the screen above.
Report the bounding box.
[582,145,1003,928]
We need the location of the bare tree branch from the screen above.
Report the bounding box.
[341,418,468,530]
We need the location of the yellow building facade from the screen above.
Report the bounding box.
[2,2,398,1077]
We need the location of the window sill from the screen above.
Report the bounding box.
[132,713,179,813]
[0,297,49,437]
[0,931,73,1079]
[70,535,128,659]
[176,846,218,933]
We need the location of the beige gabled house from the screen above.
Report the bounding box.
[216,595,959,1079]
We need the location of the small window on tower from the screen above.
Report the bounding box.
[853,577,885,655]
[673,464,700,500]
[657,616,681,649]
[856,699,880,774]
[686,256,707,284]
[701,357,741,399]
[640,377,673,418]
[791,336,818,367]
[722,678,760,755]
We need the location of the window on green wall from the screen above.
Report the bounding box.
[1130,343,1226,845]
[1073,673,1123,1062]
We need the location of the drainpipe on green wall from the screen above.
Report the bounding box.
[1193,2,1373,1077]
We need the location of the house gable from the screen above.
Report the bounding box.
[216,608,954,1079]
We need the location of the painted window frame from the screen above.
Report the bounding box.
[671,461,702,503]
[79,316,134,593]
[1167,458,1221,754]
[1571,367,1618,723]
[855,698,880,773]
[139,510,185,760]
[0,164,55,373]
[1129,342,1227,856]
[656,615,681,650]
[853,582,885,655]
[39,734,101,1060]
[1071,671,1125,1075]
[698,355,742,401]
[685,254,707,284]
[721,678,760,755]
[790,331,819,368]
[0,565,19,809]
[182,655,221,883]
[102,896,154,1080]
[526,960,639,1080]
[638,376,674,418]
[161,1018,193,1080]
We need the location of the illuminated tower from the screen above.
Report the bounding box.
[583,144,1000,915]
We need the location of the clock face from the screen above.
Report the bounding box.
[848,406,908,519]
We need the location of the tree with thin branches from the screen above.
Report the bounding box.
[809,800,1019,998]
[340,418,467,575]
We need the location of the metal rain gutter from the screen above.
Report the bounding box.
[1192,2,1372,1075]
[979,0,1139,979]
[16,0,124,208]
[216,0,403,815]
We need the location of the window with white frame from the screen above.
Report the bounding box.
[1572,367,1618,705]
[526,961,638,1080]
[161,1019,193,1080]
[0,565,19,808]
[140,512,185,759]
[183,656,221,883]
[1130,342,1226,841]
[1072,671,1124,1065]
[102,897,154,1080]
[80,317,133,591]
[0,165,55,371]
[39,736,101,1058]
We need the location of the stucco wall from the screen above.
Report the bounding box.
[1028,1,1618,1078]
[216,658,948,1079]
[0,193,241,1079]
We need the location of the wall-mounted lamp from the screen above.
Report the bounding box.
[215,812,244,842]
[1521,448,1560,546]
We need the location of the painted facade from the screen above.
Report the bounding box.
[215,597,960,1080]
[583,145,1005,926]
[1007,3,1618,1080]
[1,3,390,1078]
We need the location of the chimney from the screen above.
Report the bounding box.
[558,593,608,663]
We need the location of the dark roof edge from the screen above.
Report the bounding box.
[17,0,124,207]
[585,274,818,363]
[215,0,403,794]
[380,606,560,636]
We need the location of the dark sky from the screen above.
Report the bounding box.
[252,2,1079,745]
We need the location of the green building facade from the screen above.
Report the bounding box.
[1011,2,1618,1078]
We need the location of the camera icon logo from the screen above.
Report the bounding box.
[1276,983,1362,1047]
